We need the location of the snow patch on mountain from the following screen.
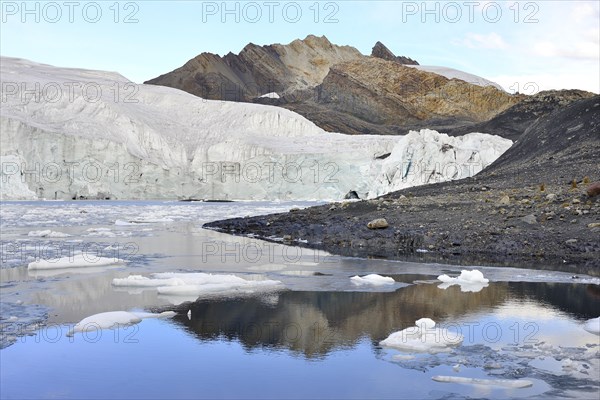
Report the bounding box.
[407,65,504,90]
[0,57,512,201]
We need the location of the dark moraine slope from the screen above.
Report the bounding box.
[205,96,600,274]
[446,90,595,141]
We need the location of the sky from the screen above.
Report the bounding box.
[1,0,599,93]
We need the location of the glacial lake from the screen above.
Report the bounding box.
[1,201,599,399]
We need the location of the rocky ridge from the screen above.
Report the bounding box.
[146,35,363,101]
[371,41,419,65]
[146,35,522,136]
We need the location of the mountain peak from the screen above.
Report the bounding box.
[371,41,419,65]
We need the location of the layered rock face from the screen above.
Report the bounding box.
[146,35,519,136]
[145,35,363,101]
[314,58,521,130]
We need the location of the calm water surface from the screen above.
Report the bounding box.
[1,201,599,399]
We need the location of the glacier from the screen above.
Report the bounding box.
[407,65,505,90]
[0,57,512,201]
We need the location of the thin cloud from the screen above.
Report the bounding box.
[452,32,508,49]
[530,1,599,61]
[533,41,599,60]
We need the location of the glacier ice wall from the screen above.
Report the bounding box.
[0,57,512,201]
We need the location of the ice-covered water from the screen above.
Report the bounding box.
[1,201,599,399]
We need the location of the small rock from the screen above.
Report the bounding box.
[588,223,600,228]
[587,182,600,197]
[521,214,537,225]
[572,199,581,204]
[367,218,389,229]
[546,193,556,201]
[290,207,300,212]
[565,239,578,245]
[498,195,510,206]
[283,235,292,241]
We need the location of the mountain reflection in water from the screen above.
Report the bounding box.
[168,281,600,358]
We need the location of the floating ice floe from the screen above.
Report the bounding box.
[28,254,126,270]
[27,230,71,238]
[431,375,533,388]
[130,311,176,320]
[437,269,489,292]
[127,218,174,223]
[112,272,284,297]
[67,310,175,336]
[247,264,287,272]
[583,317,600,335]
[115,219,145,226]
[380,318,463,353]
[350,274,395,286]
[28,265,123,278]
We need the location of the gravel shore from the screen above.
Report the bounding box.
[205,96,600,275]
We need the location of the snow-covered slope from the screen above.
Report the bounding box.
[0,57,512,201]
[407,65,504,90]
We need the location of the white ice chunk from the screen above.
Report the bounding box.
[28,254,126,270]
[350,274,395,286]
[129,311,176,319]
[437,269,489,292]
[28,265,122,278]
[67,311,142,336]
[583,317,600,335]
[27,230,71,238]
[115,219,145,226]
[247,264,287,272]
[112,274,187,287]
[415,318,436,330]
[431,375,533,388]
[113,272,283,297]
[67,310,176,336]
[380,318,463,353]
[127,218,173,223]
